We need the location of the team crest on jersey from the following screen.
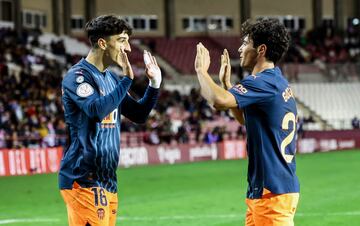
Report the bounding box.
[76,76,84,83]
[76,83,94,97]
[97,208,105,220]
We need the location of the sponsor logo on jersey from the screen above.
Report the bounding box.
[76,83,94,97]
[101,109,118,129]
[75,70,84,75]
[233,84,248,94]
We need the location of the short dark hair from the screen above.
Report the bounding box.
[241,18,290,64]
[85,15,133,47]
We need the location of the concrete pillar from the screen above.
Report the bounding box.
[313,0,322,28]
[240,0,251,24]
[334,0,344,31]
[355,0,360,18]
[164,0,175,39]
[52,0,60,35]
[63,0,71,35]
[85,0,96,24]
[13,0,21,34]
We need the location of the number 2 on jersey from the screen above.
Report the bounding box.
[280,112,296,163]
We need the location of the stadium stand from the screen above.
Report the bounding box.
[1,20,360,149]
[292,83,360,129]
[144,37,224,74]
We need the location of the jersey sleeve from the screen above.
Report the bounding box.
[121,86,159,123]
[62,68,132,122]
[228,75,277,109]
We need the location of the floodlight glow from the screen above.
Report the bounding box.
[352,18,359,26]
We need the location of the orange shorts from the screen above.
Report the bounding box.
[245,188,299,226]
[60,182,118,226]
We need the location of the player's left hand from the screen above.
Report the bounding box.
[219,49,232,89]
[195,42,210,74]
[117,48,134,79]
[144,50,162,88]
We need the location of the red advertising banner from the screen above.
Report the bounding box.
[120,143,221,168]
[298,130,360,153]
[0,147,63,176]
[2,130,360,176]
[119,141,248,168]
[218,140,247,160]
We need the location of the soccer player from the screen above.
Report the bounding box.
[59,15,162,226]
[194,18,300,226]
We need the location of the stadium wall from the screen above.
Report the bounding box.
[21,0,53,33]
[96,0,166,37]
[173,0,241,36]
[14,0,358,37]
[252,0,314,29]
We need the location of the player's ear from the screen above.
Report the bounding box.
[98,38,107,51]
[257,44,267,56]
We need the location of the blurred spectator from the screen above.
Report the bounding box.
[351,116,360,129]
[203,128,218,144]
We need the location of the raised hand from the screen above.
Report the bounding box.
[144,50,162,88]
[117,48,134,79]
[195,42,211,74]
[219,49,232,89]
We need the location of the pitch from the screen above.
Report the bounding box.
[0,150,359,226]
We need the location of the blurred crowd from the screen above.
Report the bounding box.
[0,28,244,149]
[0,28,79,149]
[283,24,360,82]
[0,23,359,149]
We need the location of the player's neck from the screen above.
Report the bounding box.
[251,59,275,75]
[85,50,107,72]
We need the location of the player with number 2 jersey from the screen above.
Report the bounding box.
[195,18,299,226]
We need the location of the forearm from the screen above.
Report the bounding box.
[221,80,232,90]
[230,108,245,125]
[137,86,159,113]
[220,81,245,124]
[196,71,229,108]
[122,86,159,123]
[84,77,132,121]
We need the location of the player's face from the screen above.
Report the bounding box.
[105,31,131,63]
[238,36,258,71]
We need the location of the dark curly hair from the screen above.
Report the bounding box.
[241,18,290,64]
[85,15,133,47]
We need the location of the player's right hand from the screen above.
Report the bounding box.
[117,48,134,80]
[219,49,232,89]
[195,42,210,74]
[144,50,162,88]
